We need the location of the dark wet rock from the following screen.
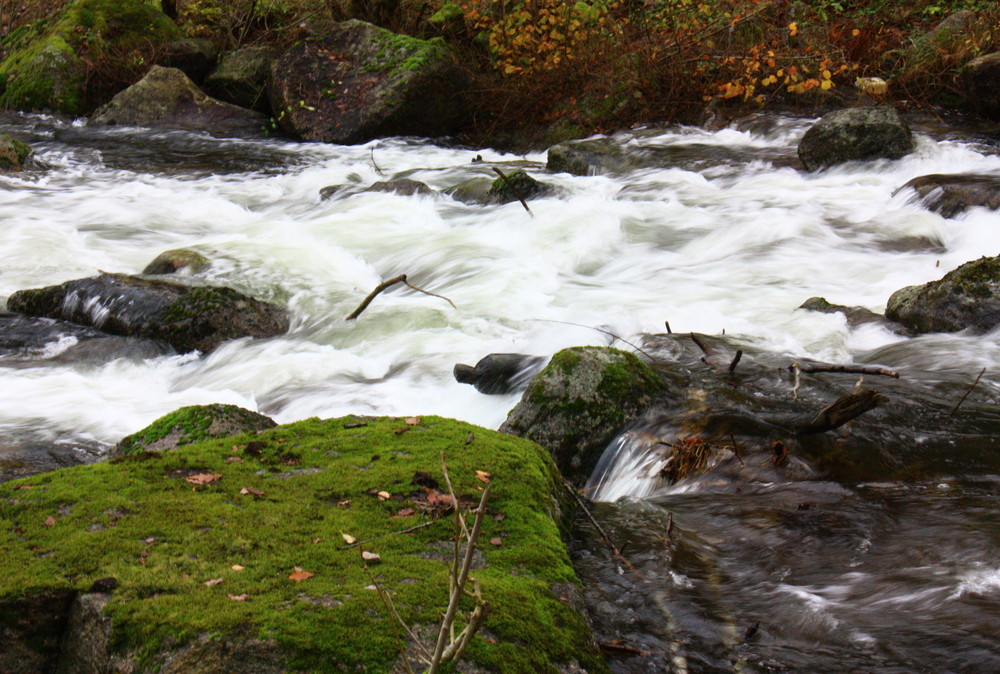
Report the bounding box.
[0,134,32,171]
[364,178,434,196]
[963,51,1000,120]
[487,170,554,204]
[443,176,493,204]
[267,20,469,144]
[886,256,1000,334]
[0,313,174,365]
[896,173,1000,218]
[454,353,546,394]
[203,45,276,114]
[88,66,269,139]
[0,0,181,115]
[7,273,289,354]
[798,107,914,171]
[500,346,665,485]
[113,403,276,456]
[142,248,210,275]
[157,38,219,83]
[547,138,629,176]
[54,593,114,674]
[0,591,76,674]
[798,297,904,332]
[319,185,351,200]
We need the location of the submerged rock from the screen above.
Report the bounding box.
[267,20,470,144]
[0,416,604,673]
[486,170,554,205]
[897,173,1000,218]
[886,256,1000,334]
[113,403,276,456]
[203,45,275,114]
[500,346,665,485]
[7,273,289,354]
[0,313,173,365]
[88,66,269,138]
[0,135,32,171]
[142,248,210,275]
[962,51,1000,120]
[797,107,914,171]
[798,297,903,332]
[454,353,546,394]
[364,179,434,196]
[547,138,629,176]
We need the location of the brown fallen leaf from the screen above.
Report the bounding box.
[231,565,245,571]
[228,593,250,601]
[226,457,243,463]
[185,473,222,486]
[311,537,323,544]
[204,578,224,587]
[475,470,492,483]
[341,532,357,545]
[425,489,454,508]
[404,416,421,425]
[43,516,56,527]
[14,485,33,490]
[393,507,415,518]
[336,499,352,507]
[361,550,382,563]
[289,567,314,582]
[489,537,503,546]
[240,487,265,496]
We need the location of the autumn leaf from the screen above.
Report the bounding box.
[204,578,224,586]
[226,457,243,463]
[231,565,245,571]
[228,594,250,601]
[239,487,265,496]
[404,416,421,426]
[341,532,357,545]
[393,507,415,518]
[337,499,351,507]
[44,516,56,527]
[361,550,381,563]
[289,567,314,582]
[489,537,503,546]
[185,473,222,486]
[14,485,32,490]
[475,470,492,483]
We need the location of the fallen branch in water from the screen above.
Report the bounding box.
[796,389,888,435]
[690,332,711,357]
[491,167,533,216]
[793,364,899,378]
[346,274,455,320]
[949,367,987,417]
[563,481,634,570]
[728,349,743,375]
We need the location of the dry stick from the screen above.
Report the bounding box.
[362,557,430,671]
[346,274,456,320]
[728,349,743,375]
[370,147,384,176]
[338,520,436,550]
[794,364,900,379]
[664,320,672,334]
[491,167,533,216]
[690,332,711,356]
[949,367,987,417]
[532,318,657,361]
[728,432,744,466]
[563,481,635,571]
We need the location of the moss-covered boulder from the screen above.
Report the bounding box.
[885,256,1000,334]
[0,134,32,171]
[487,170,555,205]
[142,248,210,276]
[203,45,276,114]
[0,415,606,673]
[88,66,269,138]
[0,0,181,115]
[7,273,289,354]
[797,107,914,171]
[963,51,1000,120]
[114,404,277,457]
[500,347,665,486]
[897,173,1000,218]
[267,19,470,144]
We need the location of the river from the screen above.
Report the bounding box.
[1,109,999,672]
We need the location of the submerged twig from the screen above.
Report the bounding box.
[949,367,987,417]
[491,167,533,215]
[370,147,384,176]
[794,364,899,378]
[689,332,711,357]
[796,389,888,435]
[346,274,456,320]
[728,349,743,375]
[563,481,634,570]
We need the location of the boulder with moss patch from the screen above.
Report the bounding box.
[268,19,470,144]
[88,66,269,138]
[0,0,181,115]
[142,248,210,275]
[7,273,289,354]
[0,415,606,673]
[798,107,914,171]
[113,404,276,456]
[203,45,276,114]
[885,256,1000,334]
[963,51,1000,120]
[500,346,665,485]
[0,134,32,171]
[487,170,554,205]
[547,138,630,176]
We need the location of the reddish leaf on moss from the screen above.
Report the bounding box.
[185,473,222,486]
[489,537,503,546]
[228,593,250,601]
[289,567,314,582]
[475,470,492,483]
[393,507,415,518]
[239,487,264,496]
[43,516,56,527]
[404,416,421,426]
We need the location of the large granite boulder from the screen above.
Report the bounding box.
[88,66,269,138]
[113,403,276,456]
[547,138,629,176]
[886,256,1000,334]
[500,346,665,485]
[268,20,470,144]
[798,107,914,171]
[0,0,181,115]
[7,273,289,354]
[897,173,1000,218]
[0,134,31,171]
[962,51,1000,120]
[203,45,275,113]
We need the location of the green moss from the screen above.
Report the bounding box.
[0,134,32,170]
[115,404,275,455]
[0,415,605,672]
[365,26,448,76]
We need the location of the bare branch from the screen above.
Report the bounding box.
[949,367,987,417]
[346,274,455,320]
[793,364,900,378]
[491,167,533,215]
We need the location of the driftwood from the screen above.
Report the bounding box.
[728,349,743,374]
[491,167,533,215]
[793,364,899,378]
[796,389,887,435]
[949,367,986,417]
[346,274,455,320]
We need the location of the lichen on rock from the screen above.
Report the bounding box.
[886,256,1000,334]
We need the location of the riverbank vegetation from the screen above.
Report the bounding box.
[2,0,998,140]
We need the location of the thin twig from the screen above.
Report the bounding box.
[403,278,456,309]
[491,167,533,216]
[690,333,711,356]
[370,147,384,176]
[346,274,455,320]
[563,481,634,570]
[949,367,986,417]
[664,320,672,334]
[362,556,430,670]
[728,349,743,375]
[530,318,657,361]
[794,364,900,378]
[338,520,437,549]
[728,432,744,466]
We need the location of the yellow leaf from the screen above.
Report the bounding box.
[852,28,860,36]
[788,21,798,36]
[341,532,357,545]
[822,69,832,80]
[821,80,833,90]
[377,490,391,500]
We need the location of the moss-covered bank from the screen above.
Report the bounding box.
[0,415,605,673]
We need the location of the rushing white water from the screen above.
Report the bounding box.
[1,112,998,456]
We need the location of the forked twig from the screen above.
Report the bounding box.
[346,274,456,320]
[949,367,987,417]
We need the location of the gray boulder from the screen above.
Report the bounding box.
[798,297,900,331]
[499,346,664,485]
[798,107,914,171]
[364,179,434,196]
[89,66,269,138]
[204,45,275,113]
[897,173,1000,218]
[454,353,546,394]
[547,138,629,176]
[7,273,289,354]
[113,403,276,456]
[963,51,1000,120]
[0,134,31,171]
[487,170,554,205]
[267,20,469,144]
[886,256,1000,334]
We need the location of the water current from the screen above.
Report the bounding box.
[1,109,999,671]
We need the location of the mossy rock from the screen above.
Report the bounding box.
[487,170,554,205]
[886,256,1000,334]
[203,45,276,114]
[546,138,629,176]
[0,415,606,673]
[0,134,32,171]
[798,107,914,171]
[142,248,210,276]
[500,346,665,486]
[113,404,277,456]
[0,0,181,115]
